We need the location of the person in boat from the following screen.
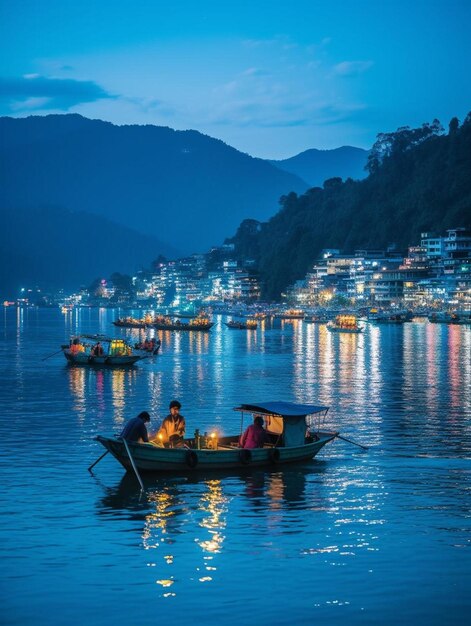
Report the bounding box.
[70,338,85,355]
[91,341,104,356]
[120,411,151,443]
[239,415,267,449]
[157,400,186,446]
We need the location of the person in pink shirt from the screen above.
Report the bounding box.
[240,415,267,449]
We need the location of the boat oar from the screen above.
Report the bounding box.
[41,349,64,361]
[336,434,369,450]
[87,450,109,473]
[122,438,145,490]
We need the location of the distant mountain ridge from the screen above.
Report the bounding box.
[0,205,176,296]
[0,114,309,256]
[270,146,369,187]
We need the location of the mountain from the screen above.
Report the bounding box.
[0,114,308,256]
[270,146,369,187]
[0,205,177,297]
[229,115,471,300]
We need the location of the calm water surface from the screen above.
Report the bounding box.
[1,308,470,625]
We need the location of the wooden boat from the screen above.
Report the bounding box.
[225,319,258,330]
[113,317,151,329]
[62,335,146,366]
[274,309,305,319]
[327,314,363,333]
[152,315,213,331]
[427,311,471,324]
[368,311,405,324]
[95,401,338,473]
[305,314,330,324]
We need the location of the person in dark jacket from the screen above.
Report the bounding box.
[120,411,151,442]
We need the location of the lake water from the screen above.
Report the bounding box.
[1,307,470,626]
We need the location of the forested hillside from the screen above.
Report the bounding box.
[228,115,471,300]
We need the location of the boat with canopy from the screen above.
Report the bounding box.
[151,315,213,331]
[327,314,363,333]
[94,401,338,473]
[113,315,155,329]
[62,334,146,366]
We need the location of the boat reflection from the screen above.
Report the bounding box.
[94,459,385,595]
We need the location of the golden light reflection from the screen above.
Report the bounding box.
[141,480,228,592]
[143,490,176,549]
[197,479,227,554]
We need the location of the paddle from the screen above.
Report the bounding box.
[41,349,64,361]
[337,434,369,450]
[87,450,109,472]
[122,438,145,490]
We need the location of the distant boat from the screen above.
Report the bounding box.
[113,316,152,329]
[428,311,471,324]
[305,313,330,324]
[225,319,258,330]
[327,314,363,333]
[94,401,338,474]
[62,335,146,366]
[368,310,406,324]
[274,309,305,319]
[152,315,213,331]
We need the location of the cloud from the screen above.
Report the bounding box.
[0,75,114,113]
[334,61,374,76]
[242,67,270,77]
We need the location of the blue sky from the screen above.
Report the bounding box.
[1,0,470,158]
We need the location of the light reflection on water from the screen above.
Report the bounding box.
[0,307,470,625]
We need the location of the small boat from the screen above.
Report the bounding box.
[304,313,330,324]
[368,311,405,324]
[252,312,268,320]
[94,401,338,473]
[113,317,151,329]
[274,309,305,319]
[225,319,258,330]
[62,335,146,366]
[152,315,213,331]
[327,314,363,333]
[427,311,471,324]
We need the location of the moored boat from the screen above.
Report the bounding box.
[274,309,305,319]
[327,314,363,333]
[225,319,258,330]
[305,313,330,324]
[62,335,146,366]
[152,315,213,331]
[427,311,471,324]
[94,401,338,473]
[368,310,406,324]
[113,316,153,329]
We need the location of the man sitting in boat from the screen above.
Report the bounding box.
[120,411,151,442]
[91,341,104,356]
[240,415,267,449]
[69,338,85,354]
[156,400,186,446]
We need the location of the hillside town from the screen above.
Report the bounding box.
[11,226,470,313]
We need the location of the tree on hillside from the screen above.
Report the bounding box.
[366,119,444,174]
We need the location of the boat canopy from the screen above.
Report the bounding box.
[234,401,329,417]
[74,334,115,342]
